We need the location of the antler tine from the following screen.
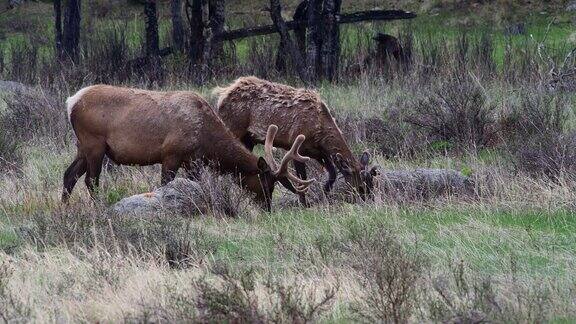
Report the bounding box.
[287,173,315,193]
[264,124,279,171]
[273,134,316,191]
[274,135,308,177]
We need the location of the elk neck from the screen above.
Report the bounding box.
[200,127,260,177]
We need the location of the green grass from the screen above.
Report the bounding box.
[89,205,571,279]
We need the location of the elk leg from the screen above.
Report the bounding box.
[161,156,181,185]
[293,160,310,207]
[62,155,87,203]
[278,178,298,194]
[322,159,338,193]
[85,148,106,200]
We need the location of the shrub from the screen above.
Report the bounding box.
[427,261,499,323]
[1,89,69,145]
[176,166,259,219]
[84,26,132,83]
[405,75,498,152]
[513,131,576,179]
[0,259,32,322]
[502,91,576,179]
[427,260,555,323]
[350,226,427,323]
[194,266,338,323]
[6,42,38,84]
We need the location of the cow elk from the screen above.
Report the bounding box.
[213,76,378,206]
[62,85,314,211]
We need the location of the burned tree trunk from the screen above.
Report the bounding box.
[54,0,63,59]
[276,0,308,73]
[197,0,212,84]
[306,0,322,81]
[294,0,309,55]
[186,0,205,64]
[320,0,341,81]
[144,0,160,57]
[184,0,224,79]
[209,0,225,58]
[171,0,185,51]
[63,0,81,62]
[269,0,310,83]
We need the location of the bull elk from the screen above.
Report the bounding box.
[62,85,314,211]
[213,76,378,205]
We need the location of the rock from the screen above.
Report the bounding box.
[112,174,258,218]
[378,168,474,200]
[0,81,32,95]
[567,1,576,11]
[113,178,201,215]
[290,167,474,206]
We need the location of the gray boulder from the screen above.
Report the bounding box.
[113,178,202,215]
[112,173,258,218]
[295,168,474,206]
[567,1,576,11]
[378,168,474,200]
[0,81,31,94]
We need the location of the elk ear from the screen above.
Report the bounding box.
[257,157,270,172]
[360,151,370,167]
[334,153,352,175]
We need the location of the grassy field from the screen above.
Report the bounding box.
[1,0,576,322]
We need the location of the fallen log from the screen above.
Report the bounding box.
[214,9,417,41]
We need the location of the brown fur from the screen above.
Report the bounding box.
[214,77,377,203]
[62,85,279,209]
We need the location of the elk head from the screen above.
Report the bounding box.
[334,151,378,200]
[245,125,315,211]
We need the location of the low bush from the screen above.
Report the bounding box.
[502,91,576,179]
[175,166,259,219]
[1,89,68,145]
[427,260,556,323]
[193,266,338,323]
[0,260,31,323]
[405,75,498,152]
[349,226,427,323]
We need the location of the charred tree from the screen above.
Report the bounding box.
[198,0,212,84]
[269,0,310,83]
[209,0,225,58]
[186,0,205,64]
[275,0,309,73]
[171,0,185,51]
[320,0,341,81]
[62,0,81,62]
[305,0,322,80]
[144,0,160,57]
[294,0,309,55]
[54,0,63,59]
